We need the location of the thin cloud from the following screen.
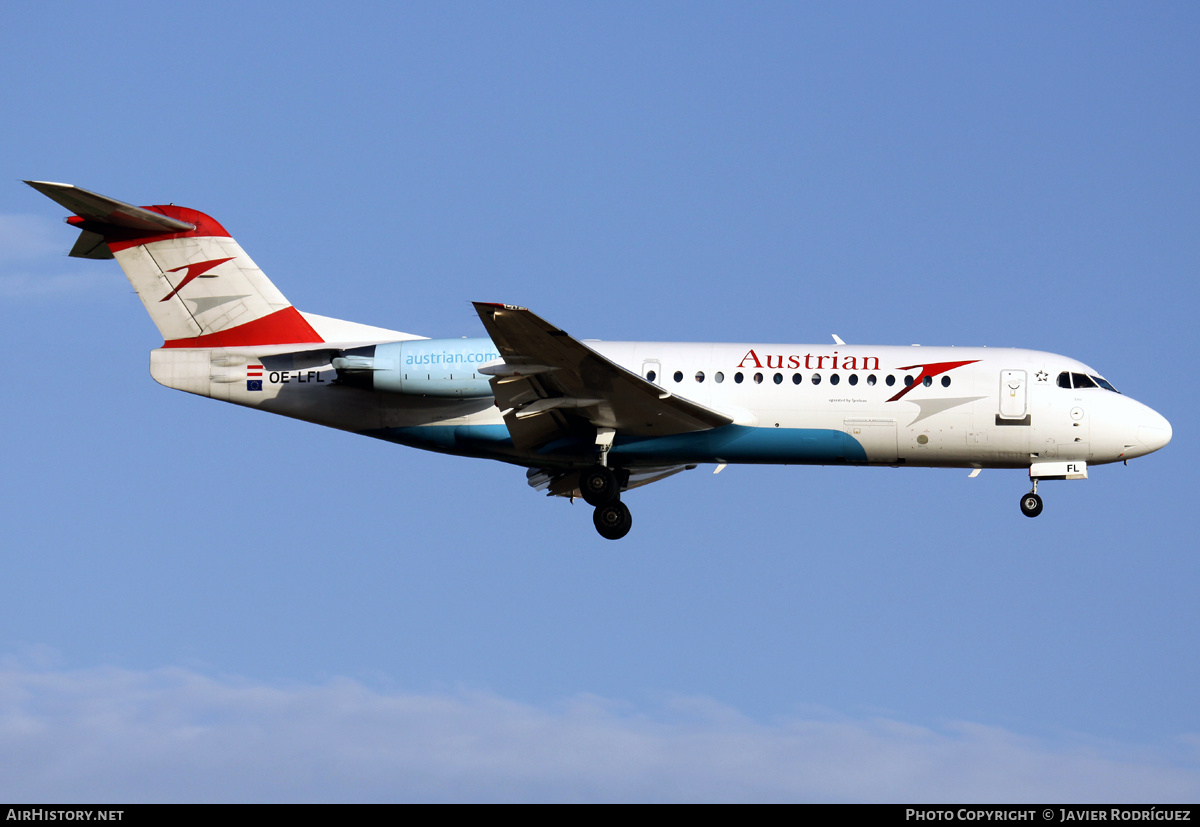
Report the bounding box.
[0,271,116,300]
[0,215,118,300]
[0,660,1196,802]
[0,214,68,262]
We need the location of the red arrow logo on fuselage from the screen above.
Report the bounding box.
[886,360,980,402]
[159,257,236,302]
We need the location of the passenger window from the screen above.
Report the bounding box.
[885,375,895,387]
[715,372,724,383]
[941,376,950,387]
[830,373,840,385]
[848,374,858,386]
[754,372,764,384]
[904,376,914,387]
[695,371,705,383]
[734,372,744,384]
[646,370,656,383]
[866,374,877,386]
[922,376,932,387]
[792,373,802,385]
[673,371,683,383]
[812,373,822,385]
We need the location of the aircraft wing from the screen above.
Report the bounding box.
[473,302,732,451]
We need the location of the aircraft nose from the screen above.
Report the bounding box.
[1136,408,1172,455]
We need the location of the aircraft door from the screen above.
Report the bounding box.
[999,370,1028,420]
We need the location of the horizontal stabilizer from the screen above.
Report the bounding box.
[24,181,195,234]
[67,229,114,260]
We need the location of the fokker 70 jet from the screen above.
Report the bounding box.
[27,181,1172,539]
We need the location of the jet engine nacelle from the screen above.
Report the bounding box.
[332,338,499,397]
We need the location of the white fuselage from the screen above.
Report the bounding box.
[151,339,1172,471]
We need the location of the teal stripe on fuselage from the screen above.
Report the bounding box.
[610,425,866,464]
[363,424,866,465]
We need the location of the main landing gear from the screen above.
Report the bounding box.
[581,464,632,540]
[1020,479,1044,518]
[581,428,632,540]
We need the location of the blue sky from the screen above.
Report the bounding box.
[1,2,1197,802]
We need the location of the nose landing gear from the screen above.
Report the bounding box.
[1020,461,1087,518]
[1020,479,1043,518]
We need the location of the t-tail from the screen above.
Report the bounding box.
[26,181,326,349]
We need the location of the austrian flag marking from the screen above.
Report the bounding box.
[247,364,263,392]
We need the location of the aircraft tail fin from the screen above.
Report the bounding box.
[26,181,324,348]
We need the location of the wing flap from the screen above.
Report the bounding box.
[527,464,695,498]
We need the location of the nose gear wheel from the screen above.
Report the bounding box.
[1020,491,1043,518]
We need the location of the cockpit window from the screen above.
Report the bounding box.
[1059,370,1120,392]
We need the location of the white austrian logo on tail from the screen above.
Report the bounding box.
[159,256,235,302]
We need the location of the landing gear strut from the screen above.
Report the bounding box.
[1020,479,1044,518]
[584,428,631,539]
[581,464,631,539]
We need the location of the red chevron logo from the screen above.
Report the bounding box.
[159,256,235,302]
[886,360,980,402]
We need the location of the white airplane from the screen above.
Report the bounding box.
[27,181,1172,539]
